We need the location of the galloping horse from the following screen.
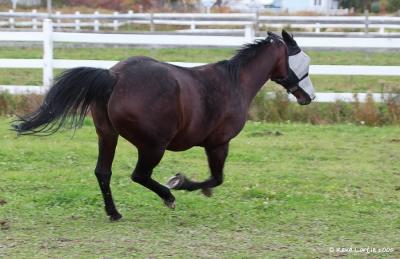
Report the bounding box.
[13,30,315,221]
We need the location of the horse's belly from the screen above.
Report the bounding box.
[166,132,206,151]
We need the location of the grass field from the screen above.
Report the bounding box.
[0,47,399,92]
[0,118,399,257]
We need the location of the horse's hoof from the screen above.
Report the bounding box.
[164,199,176,210]
[109,213,122,221]
[201,188,213,197]
[166,173,186,190]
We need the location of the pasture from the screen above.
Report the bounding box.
[0,118,399,257]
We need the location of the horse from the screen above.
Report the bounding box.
[12,30,315,221]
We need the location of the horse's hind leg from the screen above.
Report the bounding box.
[166,143,229,197]
[131,146,176,209]
[92,103,121,221]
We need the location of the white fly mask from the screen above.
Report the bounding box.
[288,51,315,100]
[272,30,316,105]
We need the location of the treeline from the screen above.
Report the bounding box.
[4,0,400,13]
[54,1,400,12]
[51,0,198,11]
[339,0,400,13]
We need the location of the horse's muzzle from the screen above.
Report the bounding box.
[297,95,312,105]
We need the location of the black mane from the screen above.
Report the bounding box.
[218,32,285,85]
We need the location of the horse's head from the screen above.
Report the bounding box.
[271,30,315,105]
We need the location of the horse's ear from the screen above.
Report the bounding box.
[282,30,301,55]
[282,30,295,45]
[267,31,277,38]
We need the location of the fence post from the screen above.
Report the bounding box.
[127,10,133,27]
[254,11,259,34]
[315,22,321,33]
[32,9,38,30]
[94,11,100,31]
[364,9,369,34]
[55,11,61,30]
[42,19,53,90]
[75,11,80,31]
[113,11,119,31]
[9,9,15,29]
[150,12,155,32]
[244,24,254,42]
[190,18,196,30]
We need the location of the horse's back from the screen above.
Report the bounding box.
[106,56,239,150]
[108,57,182,148]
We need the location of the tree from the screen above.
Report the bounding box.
[338,0,369,11]
[387,0,400,12]
[339,0,400,12]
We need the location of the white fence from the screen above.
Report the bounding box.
[1,10,400,34]
[0,19,399,103]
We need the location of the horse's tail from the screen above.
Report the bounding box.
[12,67,117,135]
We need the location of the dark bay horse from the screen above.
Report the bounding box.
[13,30,315,221]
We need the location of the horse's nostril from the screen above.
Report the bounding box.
[298,99,311,105]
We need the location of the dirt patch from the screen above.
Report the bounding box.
[69,215,81,220]
[0,199,6,206]
[390,139,400,143]
[0,220,10,230]
[58,238,73,243]
[249,131,283,137]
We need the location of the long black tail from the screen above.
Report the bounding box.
[12,67,117,135]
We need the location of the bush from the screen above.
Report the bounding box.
[67,0,139,10]
[371,1,381,13]
[387,0,400,12]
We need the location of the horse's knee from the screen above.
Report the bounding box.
[95,169,111,181]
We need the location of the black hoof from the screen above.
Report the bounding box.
[201,188,213,197]
[163,198,176,210]
[166,173,186,190]
[109,213,122,221]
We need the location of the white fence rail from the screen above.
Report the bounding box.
[1,10,400,34]
[0,59,397,103]
[2,30,400,49]
[0,19,398,103]
[1,59,399,77]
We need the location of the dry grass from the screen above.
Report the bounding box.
[248,89,400,126]
[2,89,400,126]
[0,92,43,116]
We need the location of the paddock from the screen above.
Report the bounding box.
[0,11,400,257]
[0,119,399,257]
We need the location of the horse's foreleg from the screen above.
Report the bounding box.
[131,146,176,209]
[166,143,229,197]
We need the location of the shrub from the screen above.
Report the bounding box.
[371,1,381,13]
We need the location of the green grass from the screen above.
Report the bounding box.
[0,47,399,92]
[0,118,399,257]
[1,47,400,65]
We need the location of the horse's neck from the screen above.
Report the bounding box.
[239,49,277,107]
